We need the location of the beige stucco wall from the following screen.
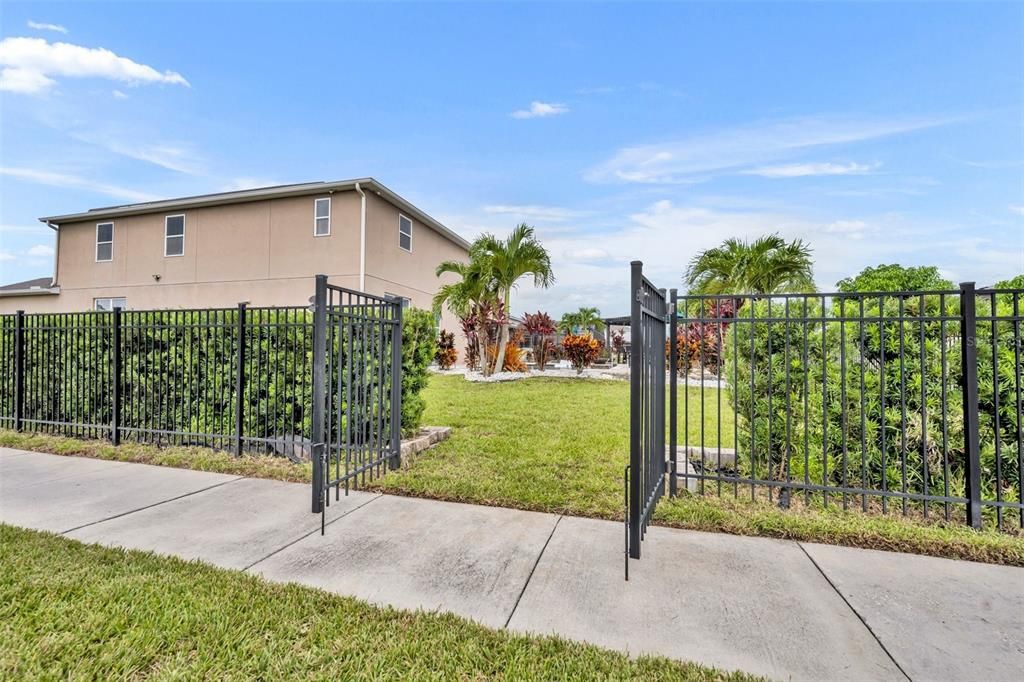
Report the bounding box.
[361,191,467,359]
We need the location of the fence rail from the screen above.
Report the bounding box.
[676,284,1024,530]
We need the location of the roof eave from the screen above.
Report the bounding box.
[37,177,470,252]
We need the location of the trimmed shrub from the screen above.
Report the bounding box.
[399,308,438,433]
[435,330,457,369]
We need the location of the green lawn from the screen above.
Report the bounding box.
[371,374,731,519]
[0,525,753,681]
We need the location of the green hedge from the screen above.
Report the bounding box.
[724,291,1021,524]
[1,306,436,448]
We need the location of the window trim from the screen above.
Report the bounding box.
[95,222,114,263]
[313,197,331,237]
[94,297,127,311]
[398,213,412,252]
[164,214,185,258]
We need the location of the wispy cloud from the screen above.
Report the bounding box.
[1010,205,1024,216]
[0,37,189,94]
[510,101,569,119]
[743,161,880,178]
[27,21,68,34]
[0,166,159,202]
[26,244,55,257]
[0,251,15,262]
[586,115,952,184]
[112,89,128,99]
[483,204,589,222]
[70,131,203,175]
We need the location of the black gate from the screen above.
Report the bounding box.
[310,275,402,530]
[626,261,677,571]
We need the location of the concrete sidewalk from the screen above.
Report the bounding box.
[2,448,1021,681]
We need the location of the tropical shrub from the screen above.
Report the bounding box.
[562,333,602,373]
[667,299,735,375]
[435,330,457,369]
[487,328,527,373]
[400,308,438,433]
[522,311,557,370]
[458,314,480,371]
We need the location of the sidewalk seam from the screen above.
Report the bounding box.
[503,514,562,629]
[797,542,913,681]
[242,494,383,572]
[60,476,246,535]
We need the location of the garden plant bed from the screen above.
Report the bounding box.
[0,524,753,681]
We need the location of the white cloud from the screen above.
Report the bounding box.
[0,166,160,202]
[219,177,287,192]
[28,21,68,34]
[822,219,878,240]
[1010,205,1024,216]
[743,161,880,178]
[0,37,189,94]
[0,251,15,262]
[0,224,49,234]
[509,199,1020,317]
[70,132,203,175]
[510,101,569,119]
[563,247,614,263]
[586,115,951,184]
[27,244,55,257]
[112,89,128,99]
[483,204,588,222]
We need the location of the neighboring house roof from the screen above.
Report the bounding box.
[38,177,471,251]
[0,277,59,297]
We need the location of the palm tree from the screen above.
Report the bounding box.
[684,234,815,296]
[432,258,494,319]
[558,307,604,335]
[471,224,554,372]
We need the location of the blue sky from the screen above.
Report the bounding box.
[1,1,1022,316]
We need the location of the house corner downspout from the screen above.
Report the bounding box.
[45,221,59,287]
[355,182,366,291]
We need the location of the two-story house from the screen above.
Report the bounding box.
[0,178,470,355]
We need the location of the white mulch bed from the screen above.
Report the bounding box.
[430,365,729,387]
[431,365,624,382]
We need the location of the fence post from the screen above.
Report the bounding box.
[669,289,678,496]
[14,310,24,432]
[311,275,328,514]
[959,282,982,529]
[389,297,403,470]
[111,307,122,445]
[234,303,247,457]
[628,261,643,559]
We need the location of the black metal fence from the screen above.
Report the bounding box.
[627,261,670,566]
[676,284,1024,530]
[2,280,406,492]
[1,306,315,455]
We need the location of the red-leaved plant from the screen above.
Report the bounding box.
[522,311,557,370]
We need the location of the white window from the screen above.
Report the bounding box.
[96,223,113,262]
[164,215,185,257]
[398,214,412,252]
[314,197,331,236]
[94,297,127,311]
